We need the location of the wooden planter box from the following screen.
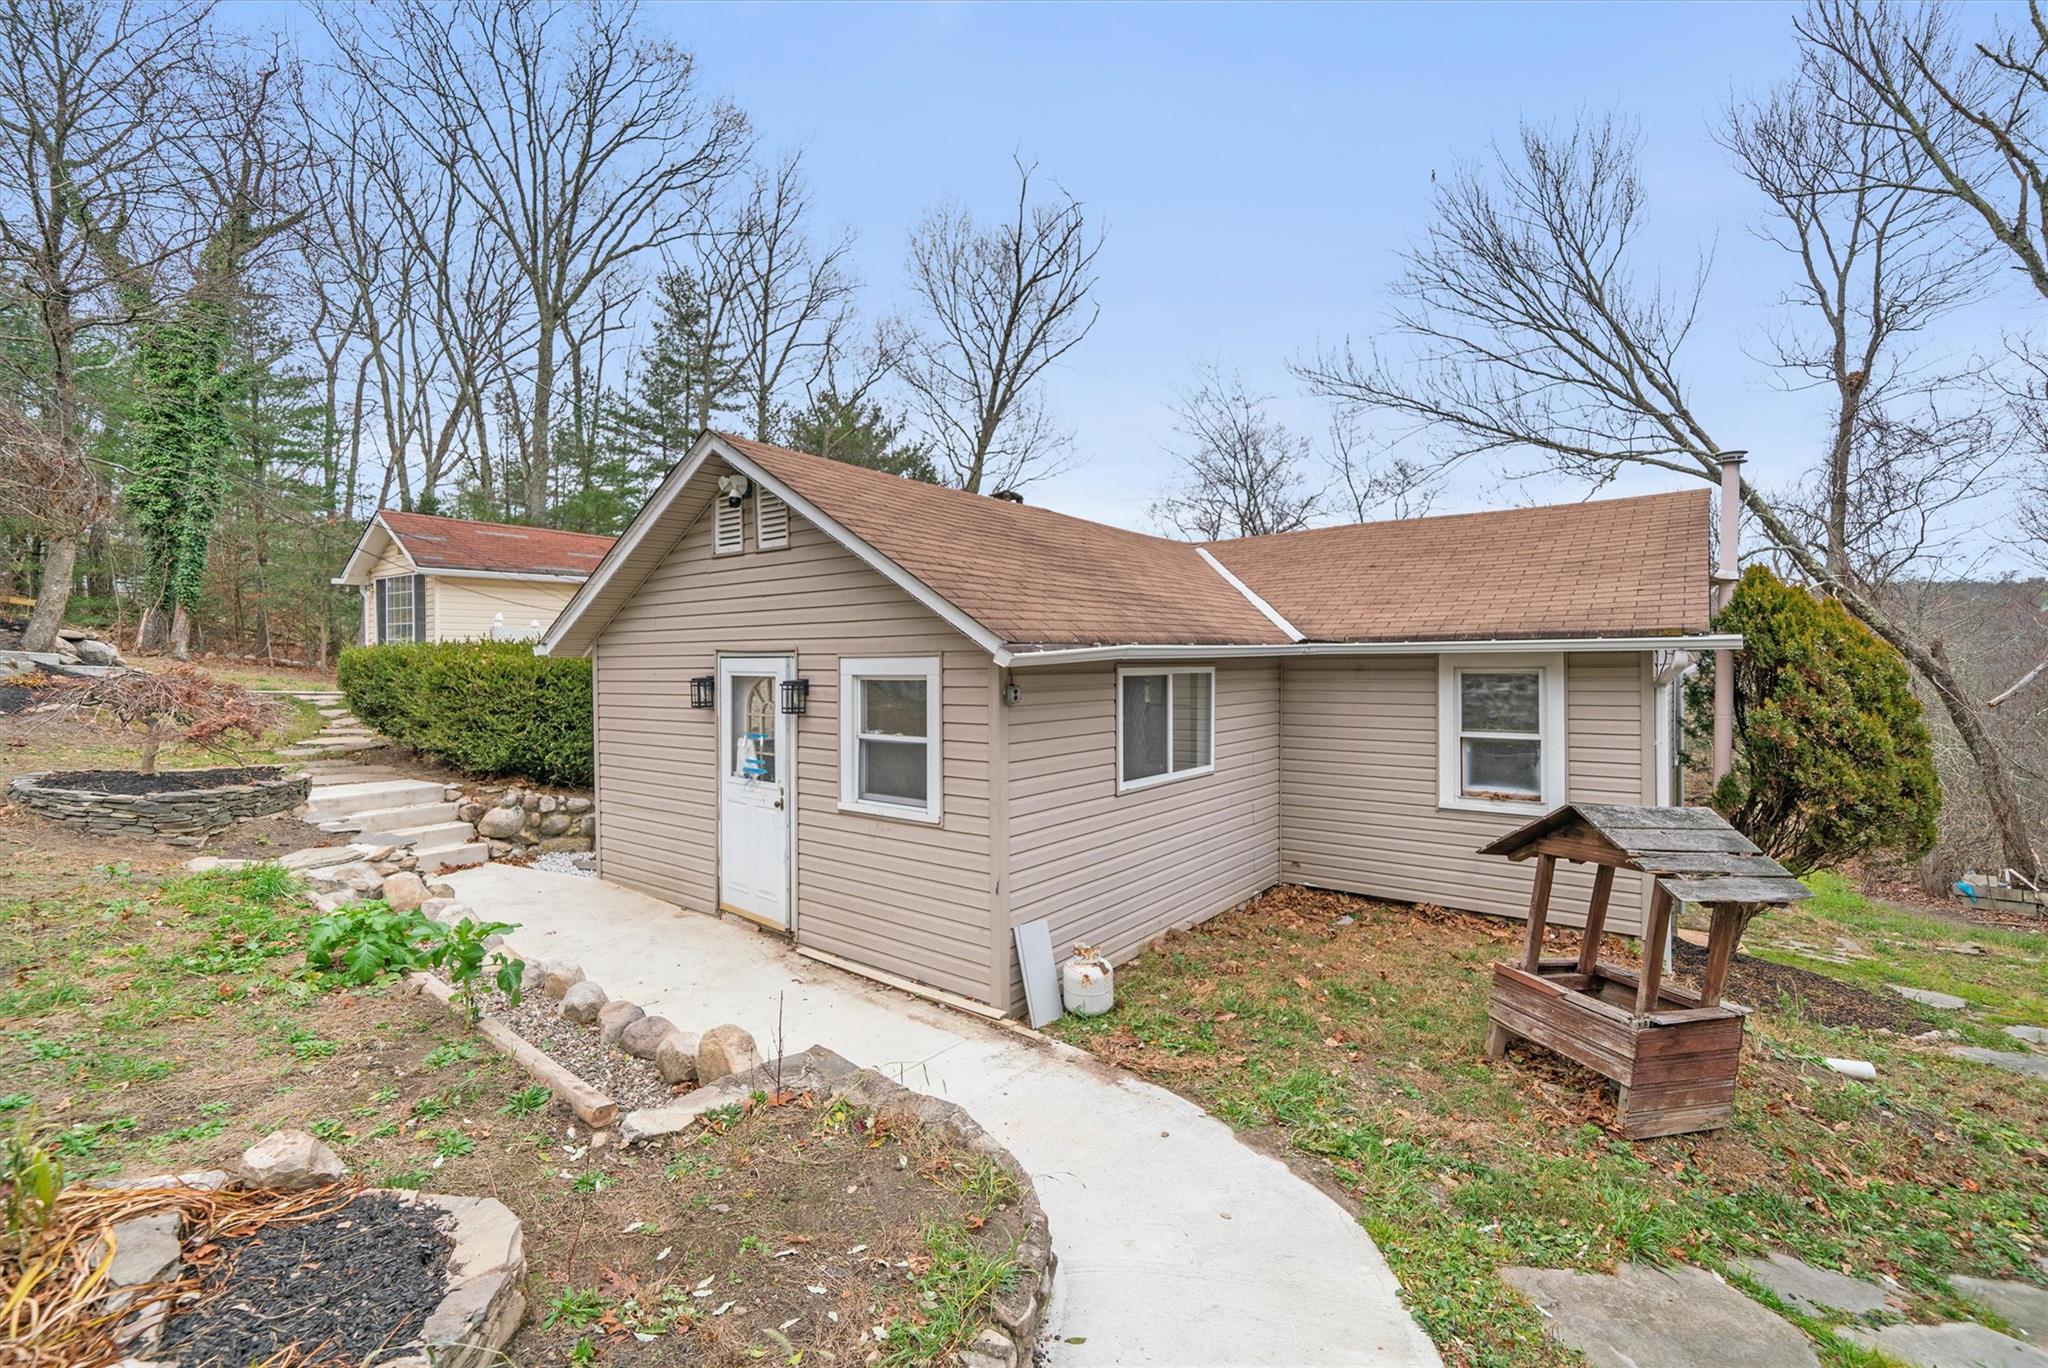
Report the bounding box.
[1489,957,1746,1139]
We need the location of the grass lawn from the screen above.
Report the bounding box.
[0,717,1023,1366]
[1049,884,2048,1368]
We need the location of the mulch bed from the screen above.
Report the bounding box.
[157,1191,453,1367]
[1672,939,1930,1033]
[35,765,283,795]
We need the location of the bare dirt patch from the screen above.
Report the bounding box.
[35,765,285,795]
[1671,937,1929,1033]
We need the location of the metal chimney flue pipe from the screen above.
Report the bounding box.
[1711,451,1746,784]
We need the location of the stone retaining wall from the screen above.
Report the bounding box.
[460,784,595,856]
[9,768,310,836]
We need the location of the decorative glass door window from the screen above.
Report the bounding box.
[1457,669,1542,801]
[729,675,777,781]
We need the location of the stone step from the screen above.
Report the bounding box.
[414,841,489,874]
[348,801,463,835]
[380,820,476,849]
[282,743,382,760]
[302,778,449,819]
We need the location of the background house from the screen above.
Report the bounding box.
[335,511,615,645]
[542,433,1731,1018]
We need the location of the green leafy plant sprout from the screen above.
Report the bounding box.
[503,1085,552,1117]
[543,1285,613,1330]
[2,1110,64,1250]
[435,917,524,1029]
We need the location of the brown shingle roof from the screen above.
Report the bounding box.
[380,511,614,579]
[1202,491,1712,642]
[721,435,1288,647]
[716,434,1711,649]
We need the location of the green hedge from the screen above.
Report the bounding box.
[337,640,592,787]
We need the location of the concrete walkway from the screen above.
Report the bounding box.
[445,862,1440,1368]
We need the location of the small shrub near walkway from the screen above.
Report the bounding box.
[1051,884,2048,1368]
[338,639,591,786]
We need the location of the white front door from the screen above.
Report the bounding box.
[717,655,794,927]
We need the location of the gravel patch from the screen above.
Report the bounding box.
[530,850,595,877]
[462,981,680,1113]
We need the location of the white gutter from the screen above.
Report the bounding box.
[992,634,1744,669]
[1195,547,1304,643]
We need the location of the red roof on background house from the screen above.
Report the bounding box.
[378,511,615,579]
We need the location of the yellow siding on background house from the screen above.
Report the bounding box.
[1279,653,1653,931]
[591,475,997,1004]
[1004,662,1282,988]
[429,577,579,641]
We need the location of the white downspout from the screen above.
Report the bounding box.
[1711,452,1746,783]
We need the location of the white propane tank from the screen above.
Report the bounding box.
[1060,944,1114,1017]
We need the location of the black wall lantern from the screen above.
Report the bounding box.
[780,678,810,715]
[689,675,715,709]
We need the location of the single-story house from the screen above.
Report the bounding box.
[335,511,615,645]
[540,431,1735,1018]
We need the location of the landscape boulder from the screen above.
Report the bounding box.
[380,871,428,912]
[559,980,607,1024]
[476,806,526,840]
[539,962,584,999]
[236,1129,345,1192]
[619,1015,677,1060]
[696,1024,761,1083]
[654,1030,701,1085]
[73,638,120,666]
[598,1000,645,1045]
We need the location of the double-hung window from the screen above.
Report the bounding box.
[1437,653,1565,814]
[1117,667,1215,791]
[378,575,416,644]
[839,657,942,823]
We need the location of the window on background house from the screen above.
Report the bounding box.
[839,657,943,822]
[380,576,414,643]
[1118,668,1215,791]
[1437,654,1565,813]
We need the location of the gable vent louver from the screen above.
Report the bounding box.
[714,497,744,556]
[756,489,790,551]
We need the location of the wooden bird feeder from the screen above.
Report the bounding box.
[1476,803,1810,1139]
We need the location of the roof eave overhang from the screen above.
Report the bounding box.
[416,567,591,584]
[993,633,1741,668]
[332,514,412,586]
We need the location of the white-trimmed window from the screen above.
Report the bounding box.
[1437,653,1566,814]
[839,657,942,823]
[1117,667,1215,792]
[378,575,415,643]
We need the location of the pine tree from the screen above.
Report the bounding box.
[782,390,938,482]
[1688,567,1940,874]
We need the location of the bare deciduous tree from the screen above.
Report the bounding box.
[1326,412,1440,522]
[718,151,857,443]
[1296,111,2038,876]
[0,0,210,651]
[901,157,1103,493]
[1152,365,1322,540]
[320,0,747,521]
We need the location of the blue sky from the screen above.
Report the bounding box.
[655,0,1883,529]
[280,0,2036,543]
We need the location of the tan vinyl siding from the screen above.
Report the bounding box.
[428,576,580,642]
[1004,662,1282,992]
[1278,653,1652,931]
[592,466,997,1004]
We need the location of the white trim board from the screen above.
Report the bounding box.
[994,634,1744,668]
[1195,548,1304,642]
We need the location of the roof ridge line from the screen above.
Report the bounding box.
[1196,547,1305,643]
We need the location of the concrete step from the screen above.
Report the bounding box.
[414,841,489,874]
[349,801,462,835]
[303,778,448,819]
[282,741,382,759]
[380,820,476,849]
